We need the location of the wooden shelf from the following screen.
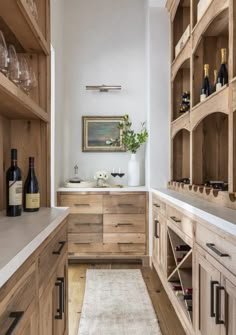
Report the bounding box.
[172,129,190,181]
[171,112,190,138]
[171,39,191,80]
[0,73,49,122]
[191,86,229,130]
[192,0,229,51]
[0,0,50,55]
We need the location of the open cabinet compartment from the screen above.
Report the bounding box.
[193,8,229,107]
[172,129,190,182]
[192,112,228,186]
[172,0,190,62]
[172,59,190,121]
[192,0,214,28]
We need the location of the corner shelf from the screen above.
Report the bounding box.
[0,73,49,122]
[0,0,50,55]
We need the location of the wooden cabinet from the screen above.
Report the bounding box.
[152,208,166,275]
[58,191,148,264]
[0,218,68,335]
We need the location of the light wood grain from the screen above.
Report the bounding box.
[60,195,103,214]
[103,214,145,233]
[103,194,146,214]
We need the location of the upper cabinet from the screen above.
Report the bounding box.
[0,0,51,210]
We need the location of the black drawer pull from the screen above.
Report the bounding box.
[115,223,133,227]
[74,242,91,245]
[118,204,134,207]
[216,286,225,325]
[170,216,181,223]
[74,203,90,207]
[55,279,64,320]
[57,277,65,313]
[206,243,229,257]
[53,241,66,255]
[5,312,24,335]
[153,203,160,208]
[210,281,219,317]
[154,219,159,239]
[118,242,133,244]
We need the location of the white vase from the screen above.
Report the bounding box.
[128,153,140,186]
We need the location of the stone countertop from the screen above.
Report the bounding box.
[152,188,236,238]
[0,207,69,289]
[58,186,148,192]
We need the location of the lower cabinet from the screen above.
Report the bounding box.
[152,208,166,275]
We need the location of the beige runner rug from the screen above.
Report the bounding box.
[78,269,162,335]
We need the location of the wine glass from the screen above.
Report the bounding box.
[8,45,20,85]
[19,56,30,93]
[0,31,8,75]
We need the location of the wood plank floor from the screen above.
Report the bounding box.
[68,263,186,335]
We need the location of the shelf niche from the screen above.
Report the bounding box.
[192,112,228,185]
[193,8,229,107]
[172,59,190,121]
[172,0,190,62]
[172,129,190,181]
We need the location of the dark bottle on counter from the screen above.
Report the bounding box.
[6,149,22,217]
[24,157,40,212]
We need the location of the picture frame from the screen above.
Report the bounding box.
[82,116,125,152]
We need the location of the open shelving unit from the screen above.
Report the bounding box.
[0,0,51,210]
[167,0,236,209]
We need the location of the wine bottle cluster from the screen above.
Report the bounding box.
[6,149,40,217]
[200,48,228,102]
[179,91,190,114]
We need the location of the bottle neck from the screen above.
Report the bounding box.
[11,159,17,167]
[221,49,227,64]
[204,68,209,77]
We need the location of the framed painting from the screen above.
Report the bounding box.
[82,116,125,152]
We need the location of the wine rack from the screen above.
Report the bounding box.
[0,0,51,210]
[167,227,193,322]
[167,0,236,208]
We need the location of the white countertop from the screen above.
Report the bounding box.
[152,188,236,237]
[0,207,69,289]
[58,186,148,192]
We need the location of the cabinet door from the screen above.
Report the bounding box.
[195,252,221,335]
[221,278,236,335]
[39,276,55,335]
[153,212,166,275]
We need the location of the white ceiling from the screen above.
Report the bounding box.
[148,0,166,7]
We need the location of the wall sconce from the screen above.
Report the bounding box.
[86,85,122,92]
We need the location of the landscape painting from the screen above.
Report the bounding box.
[82,116,125,152]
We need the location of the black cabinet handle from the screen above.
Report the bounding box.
[170,216,181,223]
[57,277,65,313]
[74,203,90,207]
[118,204,134,207]
[53,241,66,255]
[115,223,133,227]
[153,203,160,208]
[55,278,65,320]
[5,312,24,335]
[154,219,159,238]
[206,243,229,257]
[216,286,225,325]
[118,242,133,244]
[210,281,219,317]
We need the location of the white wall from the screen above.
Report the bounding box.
[51,0,65,204]
[62,0,147,186]
[148,7,170,188]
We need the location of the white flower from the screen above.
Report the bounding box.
[94,170,109,180]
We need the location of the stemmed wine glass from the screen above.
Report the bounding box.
[0,31,9,76]
[8,45,20,85]
[19,56,38,94]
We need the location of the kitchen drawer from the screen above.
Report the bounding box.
[68,233,103,243]
[152,193,167,216]
[59,194,103,214]
[103,214,145,233]
[38,222,67,290]
[103,194,145,214]
[0,264,36,334]
[103,233,145,244]
[196,223,236,275]
[68,242,146,255]
[68,214,103,233]
[166,205,194,238]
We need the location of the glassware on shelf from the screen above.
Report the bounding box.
[8,45,20,85]
[19,56,30,92]
[0,31,9,76]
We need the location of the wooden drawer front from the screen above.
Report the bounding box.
[39,223,67,289]
[104,233,145,244]
[103,214,145,233]
[60,195,103,214]
[152,193,166,216]
[68,214,103,233]
[0,264,36,334]
[68,242,145,254]
[166,205,194,238]
[103,194,145,214]
[196,224,236,275]
[68,233,103,243]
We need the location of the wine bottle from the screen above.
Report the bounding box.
[172,285,182,291]
[24,157,40,212]
[175,291,192,300]
[184,288,193,295]
[175,244,191,252]
[212,69,217,93]
[216,48,228,90]
[6,149,22,217]
[200,64,211,102]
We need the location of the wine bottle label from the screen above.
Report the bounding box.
[9,181,22,206]
[216,82,222,91]
[200,94,206,102]
[26,193,40,209]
